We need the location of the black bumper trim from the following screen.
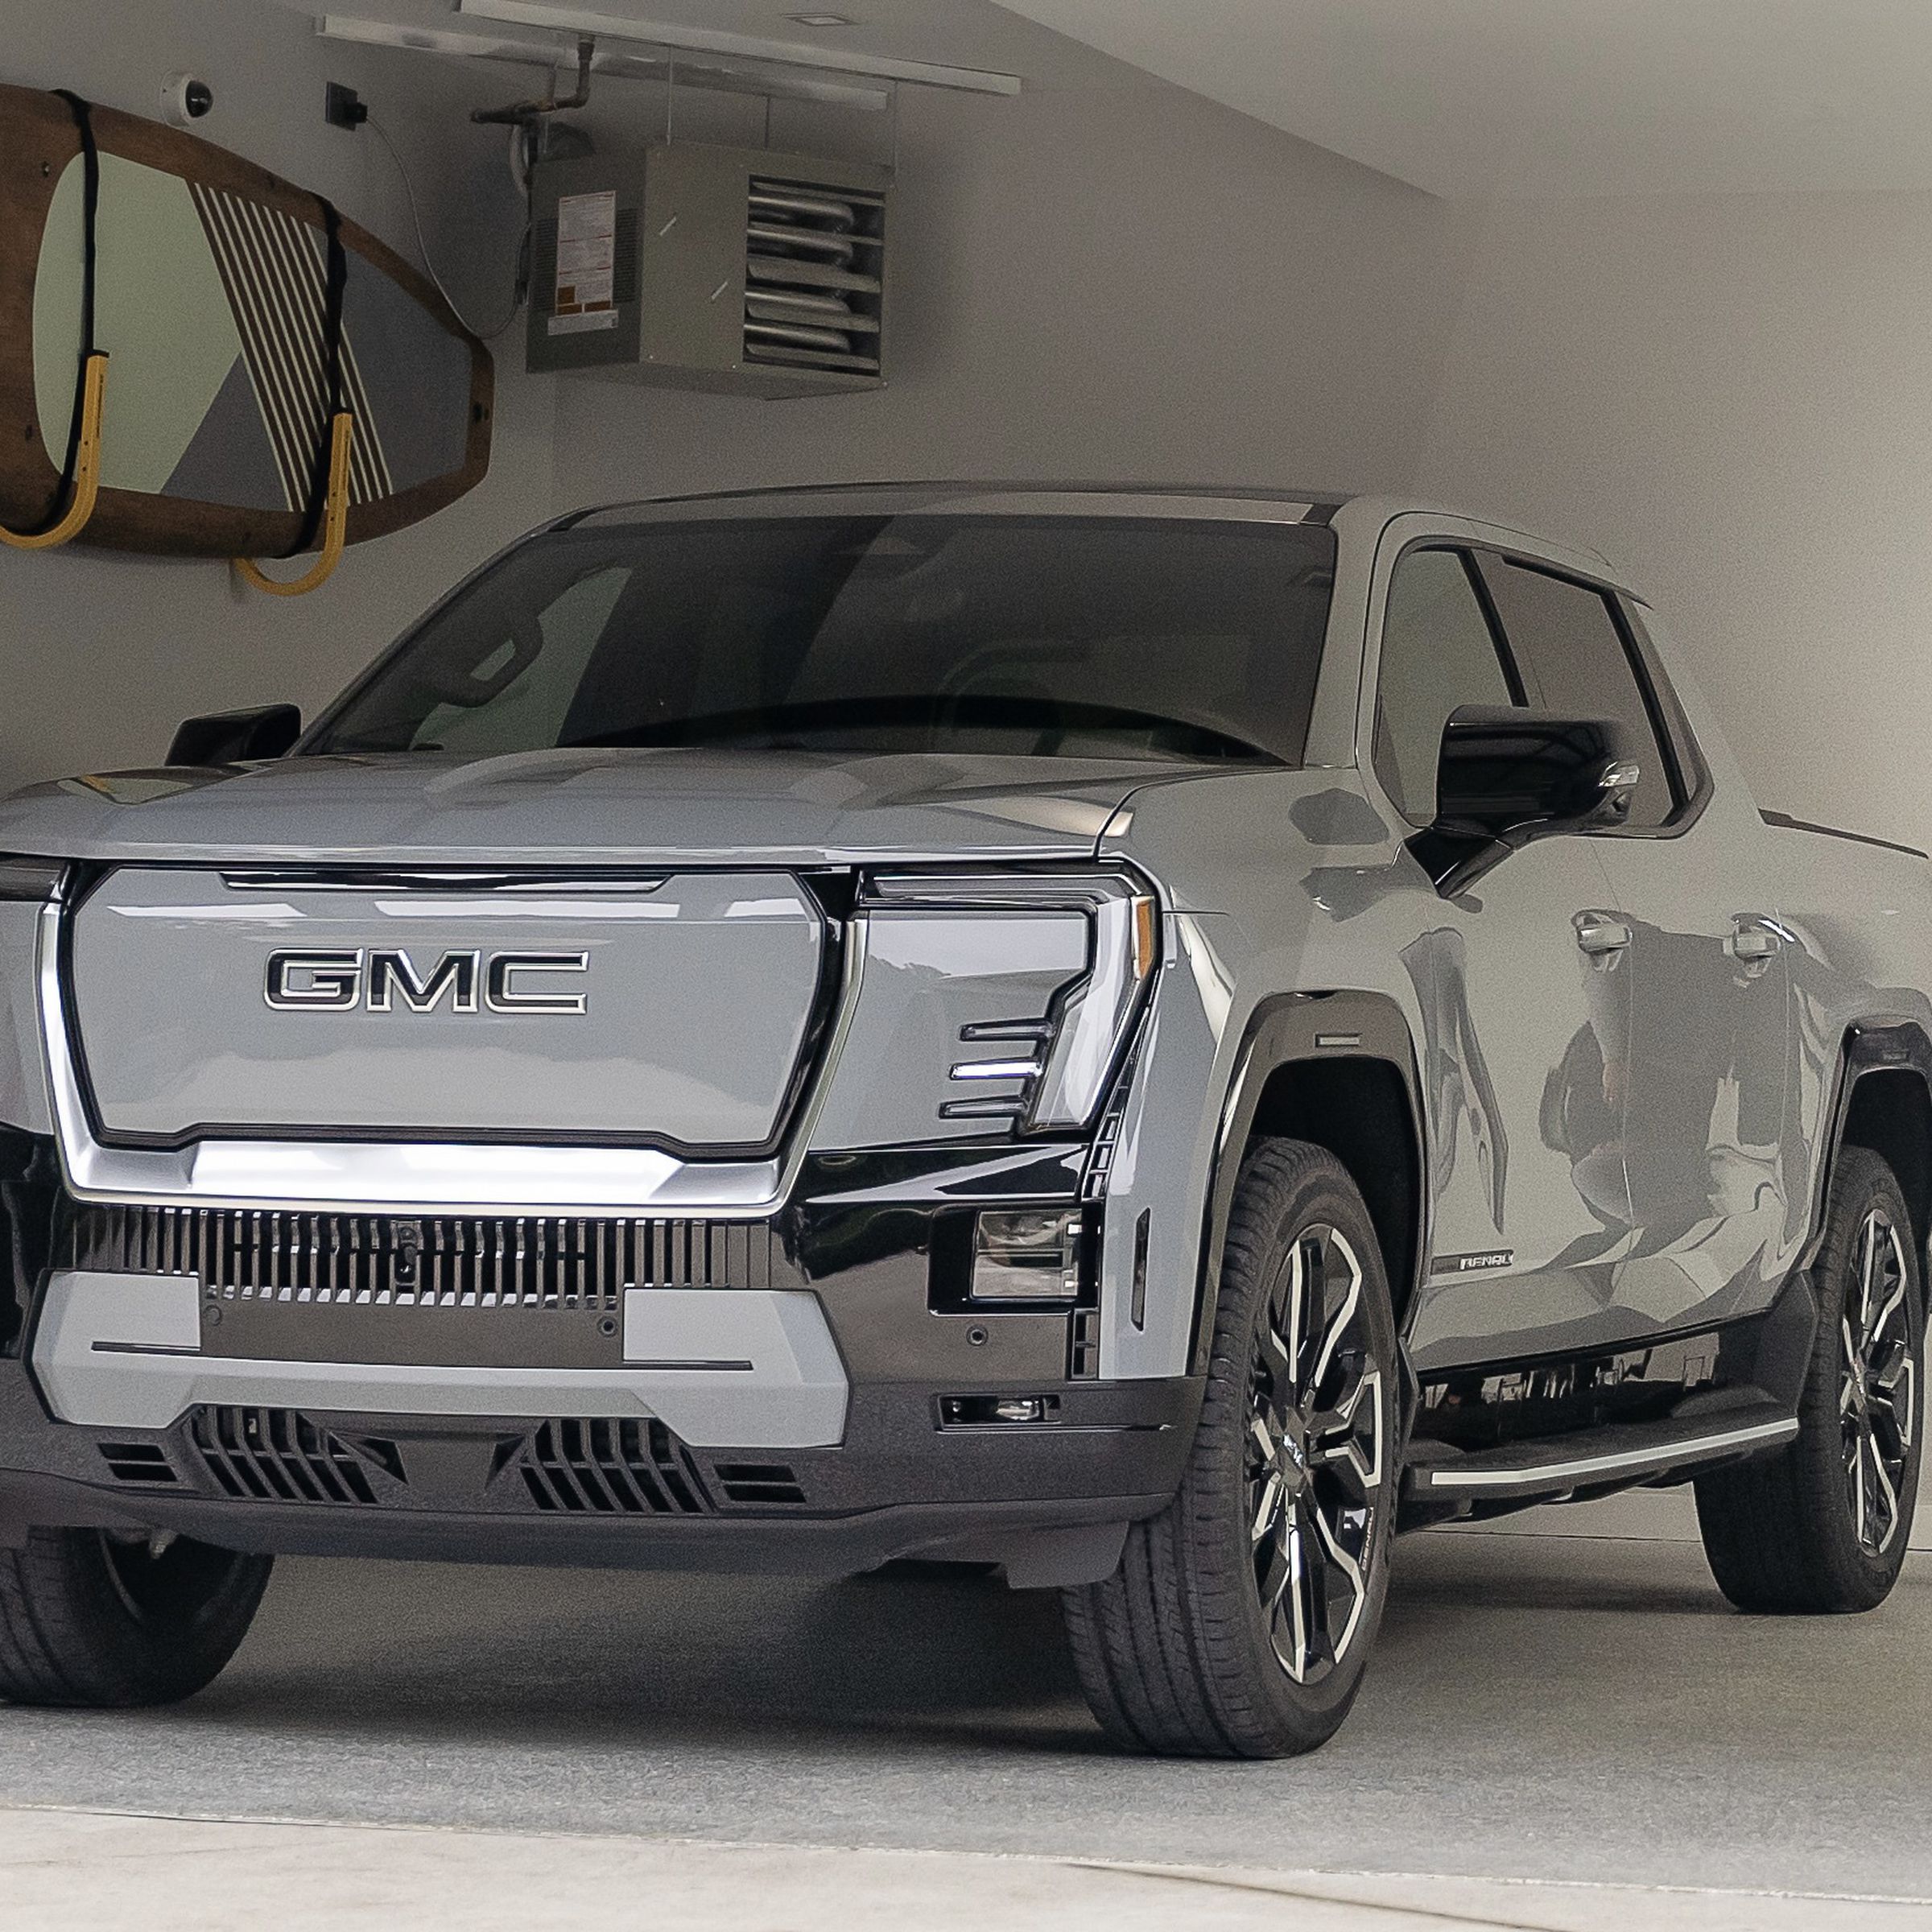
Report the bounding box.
[0,1360,1201,1583]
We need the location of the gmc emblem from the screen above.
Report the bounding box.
[264,948,589,1017]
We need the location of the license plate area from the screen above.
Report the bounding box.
[199,1296,625,1369]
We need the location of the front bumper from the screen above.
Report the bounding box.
[0,1367,1195,1584]
[0,1144,1201,1586]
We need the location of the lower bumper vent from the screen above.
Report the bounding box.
[714,1461,807,1505]
[121,1410,811,1517]
[188,1406,390,1506]
[516,1418,711,1516]
[98,1442,177,1485]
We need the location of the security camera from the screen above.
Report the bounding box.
[162,73,214,127]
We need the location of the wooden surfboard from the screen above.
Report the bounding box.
[0,86,492,557]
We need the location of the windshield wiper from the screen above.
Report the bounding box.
[564,694,1280,764]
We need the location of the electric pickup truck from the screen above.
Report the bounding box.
[0,485,1922,1757]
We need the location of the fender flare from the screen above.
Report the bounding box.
[1804,1017,1932,1286]
[1187,989,1430,1378]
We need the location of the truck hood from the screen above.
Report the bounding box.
[0,746,1191,867]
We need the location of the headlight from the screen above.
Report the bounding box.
[865,872,1157,1133]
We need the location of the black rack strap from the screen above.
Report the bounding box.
[283,196,349,559]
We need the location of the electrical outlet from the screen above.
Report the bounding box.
[324,82,368,131]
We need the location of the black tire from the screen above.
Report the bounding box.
[0,1528,271,1707]
[1697,1144,1924,1613]
[1062,1139,1399,1757]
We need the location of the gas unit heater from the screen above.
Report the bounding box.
[527,141,890,397]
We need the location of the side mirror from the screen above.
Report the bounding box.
[1410,707,1639,895]
[167,704,303,769]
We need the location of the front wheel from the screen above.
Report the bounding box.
[1697,1144,1923,1612]
[0,1527,271,1707]
[1062,1139,1398,1757]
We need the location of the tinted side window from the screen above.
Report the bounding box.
[1476,558,1675,828]
[1373,547,1518,824]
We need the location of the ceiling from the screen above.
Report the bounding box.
[265,0,1146,96]
[995,0,1932,198]
[268,0,1932,199]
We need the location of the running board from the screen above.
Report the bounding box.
[1404,1402,1798,1510]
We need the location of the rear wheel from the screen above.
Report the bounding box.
[1062,1140,1398,1757]
[1697,1145,1923,1612]
[0,1527,271,1707]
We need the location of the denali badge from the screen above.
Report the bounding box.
[265,948,589,1016]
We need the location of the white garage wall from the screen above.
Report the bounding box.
[0,0,557,788]
[1414,188,1932,854]
[547,78,1458,516]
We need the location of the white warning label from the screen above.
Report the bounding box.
[550,188,618,336]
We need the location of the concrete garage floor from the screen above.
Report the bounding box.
[0,1529,1928,1928]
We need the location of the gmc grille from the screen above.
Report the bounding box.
[63,1205,797,1311]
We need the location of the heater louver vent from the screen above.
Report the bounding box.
[744,177,884,377]
[529,143,889,394]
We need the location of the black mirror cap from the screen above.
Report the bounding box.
[1433,707,1637,840]
[167,704,303,769]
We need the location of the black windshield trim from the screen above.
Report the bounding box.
[564,693,1282,765]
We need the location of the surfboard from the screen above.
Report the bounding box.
[0,85,492,557]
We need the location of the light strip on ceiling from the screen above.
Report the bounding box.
[316,14,892,109]
[318,16,555,63]
[454,0,1023,95]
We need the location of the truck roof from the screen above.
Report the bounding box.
[566,481,1350,525]
[560,481,1628,597]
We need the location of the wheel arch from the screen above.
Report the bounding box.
[1189,991,1428,1378]
[1824,1022,1932,1305]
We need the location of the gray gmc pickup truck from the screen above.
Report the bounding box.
[0,484,1922,1757]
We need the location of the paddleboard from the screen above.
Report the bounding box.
[0,85,492,556]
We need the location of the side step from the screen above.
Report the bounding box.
[1404,1401,1798,1511]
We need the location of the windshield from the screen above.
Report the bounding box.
[308,513,1337,766]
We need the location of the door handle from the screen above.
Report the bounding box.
[1730,919,1784,963]
[1575,913,1633,956]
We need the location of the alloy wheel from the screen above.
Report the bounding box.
[1247,1223,1388,1685]
[1841,1205,1917,1558]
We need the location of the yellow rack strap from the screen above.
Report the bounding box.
[0,352,107,551]
[233,411,353,597]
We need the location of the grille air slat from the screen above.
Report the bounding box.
[189,1406,379,1505]
[163,1410,807,1517]
[715,1460,807,1505]
[518,1418,715,1517]
[98,1442,178,1485]
[65,1207,792,1312]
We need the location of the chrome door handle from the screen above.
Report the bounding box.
[1575,913,1633,956]
[1730,919,1783,963]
